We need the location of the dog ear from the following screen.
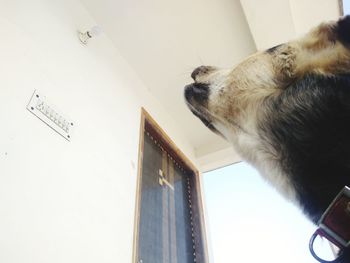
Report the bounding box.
[275,45,297,81]
[336,15,350,47]
[278,16,350,80]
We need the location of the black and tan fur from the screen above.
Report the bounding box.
[185,16,350,261]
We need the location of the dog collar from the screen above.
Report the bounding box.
[309,186,350,262]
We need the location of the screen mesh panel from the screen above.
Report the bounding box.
[138,132,197,263]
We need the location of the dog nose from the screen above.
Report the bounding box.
[191,66,213,80]
[184,83,209,103]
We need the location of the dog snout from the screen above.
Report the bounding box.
[184,83,210,104]
[191,66,215,81]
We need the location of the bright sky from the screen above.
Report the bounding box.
[203,162,335,263]
[344,0,350,15]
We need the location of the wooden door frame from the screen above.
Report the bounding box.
[132,107,209,263]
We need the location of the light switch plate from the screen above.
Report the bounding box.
[27,90,74,141]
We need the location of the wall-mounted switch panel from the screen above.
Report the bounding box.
[27,90,74,141]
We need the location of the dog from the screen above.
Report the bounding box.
[185,16,350,262]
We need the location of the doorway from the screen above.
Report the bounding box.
[133,109,208,263]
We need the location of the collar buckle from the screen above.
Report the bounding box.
[309,186,350,262]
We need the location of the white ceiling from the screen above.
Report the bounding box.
[80,0,340,167]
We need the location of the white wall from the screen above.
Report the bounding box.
[289,0,340,36]
[0,1,197,262]
[240,0,296,50]
[240,0,340,50]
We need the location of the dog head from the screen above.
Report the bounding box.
[184,16,350,141]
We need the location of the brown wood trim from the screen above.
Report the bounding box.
[132,108,146,263]
[142,108,198,174]
[132,107,209,263]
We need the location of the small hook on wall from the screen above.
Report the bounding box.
[78,25,102,45]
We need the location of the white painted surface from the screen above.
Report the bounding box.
[80,0,257,157]
[289,0,340,36]
[240,0,296,50]
[240,0,340,50]
[197,147,241,173]
[0,1,197,262]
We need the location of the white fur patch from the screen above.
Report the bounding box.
[213,121,298,205]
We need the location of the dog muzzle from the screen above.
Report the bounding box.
[309,186,350,262]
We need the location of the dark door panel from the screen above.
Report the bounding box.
[138,132,196,263]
